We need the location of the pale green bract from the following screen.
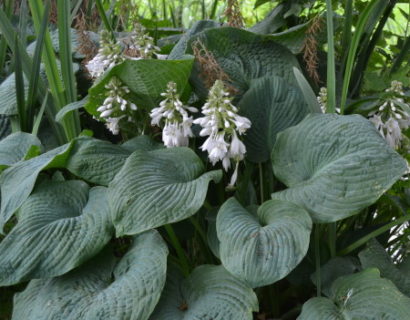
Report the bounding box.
[0,180,113,286]
[272,113,407,223]
[150,265,259,320]
[12,230,168,320]
[217,198,312,288]
[298,269,410,320]
[109,147,222,236]
[238,75,309,163]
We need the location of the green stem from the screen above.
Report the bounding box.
[315,225,321,297]
[325,0,336,113]
[338,214,410,256]
[164,224,190,277]
[328,222,336,258]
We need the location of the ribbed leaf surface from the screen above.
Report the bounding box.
[0,142,73,231]
[85,58,194,116]
[0,115,10,140]
[188,27,300,93]
[109,147,222,236]
[150,265,258,319]
[272,114,407,222]
[0,132,42,169]
[359,239,410,296]
[238,76,309,163]
[217,198,312,287]
[298,269,410,320]
[12,230,168,320]
[0,181,113,285]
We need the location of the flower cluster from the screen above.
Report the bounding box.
[369,80,410,149]
[124,23,160,59]
[86,30,123,78]
[97,77,137,135]
[150,82,198,147]
[194,80,251,186]
[317,87,327,113]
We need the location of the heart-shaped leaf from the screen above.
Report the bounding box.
[217,198,312,288]
[150,264,258,319]
[0,142,74,231]
[85,58,194,116]
[0,180,113,286]
[0,132,42,170]
[298,269,410,320]
[238,75,310,163]
[272,114,407,223]
[66,136,161,186]
[187,27,300,93]
[109,147,222,236]
[359,239,410,296]
[12,230,168,320]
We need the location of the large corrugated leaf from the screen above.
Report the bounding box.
[85,58,194,117]
[109,147,222,236]
[359,239,410,296]
[238,76,309,163]
[0,181,113,286]
[271,114,407,223]
[150,265,258,319]
[0,132,42,169]
[187,27,300,94]
[217,198,312,288]
[12,230,168,320]
[298,269,410,320]
[0,141,73,231]
[66,136,161,186]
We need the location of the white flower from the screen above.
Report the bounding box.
[368,80,410,149]
[105,116,125,135]
[195,80,251,187]
[150,82,197,147]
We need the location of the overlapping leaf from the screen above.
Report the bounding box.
[359,239,410,296]
[85,58,194,116]
[0,115,10,140]
[271,114,407,223]
[217,198,312,288]
[238,75,309,163]
[66,136,160,186]
[12,230,168,320]
[150,265,258,319]
[187,27,300,93]
[298,269,410,320]
[0,132,42,169]
[109,147,222,236]
[0,181,113,286]
[0,141,73,231]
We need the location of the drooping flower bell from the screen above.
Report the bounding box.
[150,82,198,147]
[97,77,137,135]
[124,23,160,59]
[86,30,123,78]
[369,80,410,149]
[194,80,251,187]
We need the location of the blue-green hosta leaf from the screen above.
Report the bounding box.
[238,75,310,163]
[12,230,168,320]
[271,114,407,223]
[109,147,222,236]
[66,136,162,186]
[217,198,312,288]
[0,132,42,169]
[168,20,220,60]
[0,115,10,140]
[359,239,410,296]
[298,269,410,320]
[85,58,194,117]
[0,181,113,286]
[0,142,73,231]
[150,265,258,319]
[188,27,300,94]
